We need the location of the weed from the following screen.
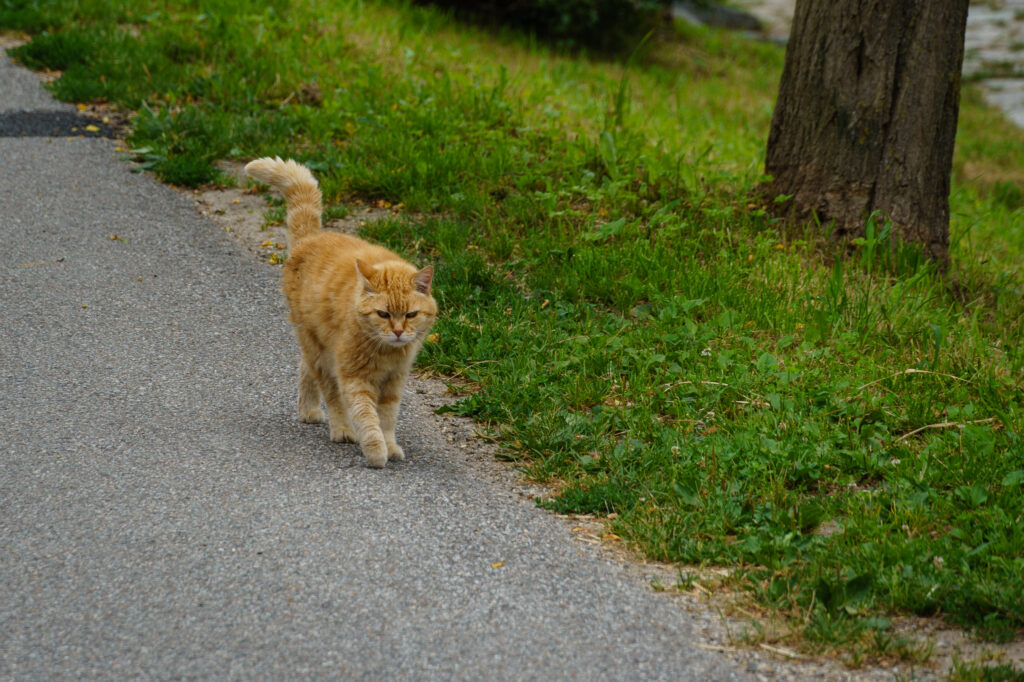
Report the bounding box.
[950,659,1024,682]
[260,203,286,230]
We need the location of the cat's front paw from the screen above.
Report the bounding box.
[361,440,389,469]
[386,441,405,461]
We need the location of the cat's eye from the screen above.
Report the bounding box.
[405,311,418,319]
[376,310,390,319]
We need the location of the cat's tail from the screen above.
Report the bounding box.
[244,156,322,246]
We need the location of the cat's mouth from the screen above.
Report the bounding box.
[383,333,415,347]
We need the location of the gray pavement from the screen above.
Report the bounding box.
[0,52,754,680]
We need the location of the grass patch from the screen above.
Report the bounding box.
[5,0,1023,663]
[950,659,1024,682]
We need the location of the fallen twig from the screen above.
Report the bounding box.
[758,643,808,659]
[695,643,739,653]
[895,417,999,442]
[692,581,712,596]
[857,368,967,392]
[445,360,500,380]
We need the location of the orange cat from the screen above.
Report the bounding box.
[244,157,437,468]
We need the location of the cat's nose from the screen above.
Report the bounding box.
[394,329,404,337]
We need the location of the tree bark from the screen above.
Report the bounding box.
[764,0,970,263]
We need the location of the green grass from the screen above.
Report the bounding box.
[949,659,1024,682]
[5,0,1023,663]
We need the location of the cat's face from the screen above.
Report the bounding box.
[356,261,437,349]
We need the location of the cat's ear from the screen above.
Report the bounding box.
[355,259,377,294]
[413,265,434,294]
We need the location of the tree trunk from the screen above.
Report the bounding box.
[764,0,969,263]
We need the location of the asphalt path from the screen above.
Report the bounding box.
[0,51,754,680]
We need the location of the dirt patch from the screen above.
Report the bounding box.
[185,160,398,266]
[0,32,27,50]
[896,618,1024,678]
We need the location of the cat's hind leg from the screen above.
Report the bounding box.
[297,356,325,424]
[298,342,355,443]
[320,372,356,444]
[295,329,350,442]
[294,328,325,423]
